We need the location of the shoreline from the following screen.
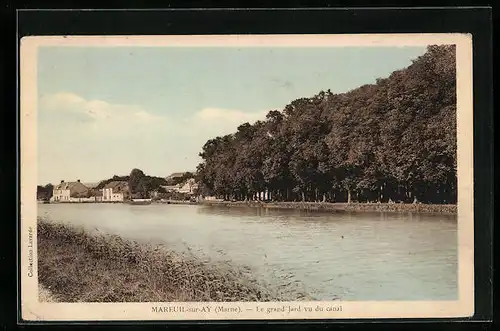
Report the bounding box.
[190,200,456,215]
[37,219,296,302]
[40,200,457,214]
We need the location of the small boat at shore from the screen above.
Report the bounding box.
[127,199,152,205]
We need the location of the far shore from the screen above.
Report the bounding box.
[197,201,457,215]
[162,200,457,215]
[40,199,457,215]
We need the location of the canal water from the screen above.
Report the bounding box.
[37,203,457,301]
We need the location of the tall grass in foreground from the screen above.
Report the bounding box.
[37,219,281,302]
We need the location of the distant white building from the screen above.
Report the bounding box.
[102,181,129,202]
[162,184,181,192]
[51,180,90,202]
[257,190,271,200]
[177,178,198,194]
[161,178,198,195]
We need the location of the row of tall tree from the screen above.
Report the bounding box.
[128,169,172,198]
[196,45,457,204]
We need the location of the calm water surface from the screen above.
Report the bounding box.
[38,203,457,301]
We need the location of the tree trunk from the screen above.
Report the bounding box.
[322,193,326,202]
[347,189,352,204]
[301,191,305,202]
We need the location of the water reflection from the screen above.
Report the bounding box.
[197,205,457,222]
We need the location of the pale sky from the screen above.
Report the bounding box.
[37,46,427,185]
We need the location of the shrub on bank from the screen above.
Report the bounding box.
[37,219,280,302]
[199,201,457,214]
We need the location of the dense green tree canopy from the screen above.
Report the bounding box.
[95,170,168,199]
[37,184,54,200]
[197,45,457,204]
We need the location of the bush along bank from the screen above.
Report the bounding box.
[37,219,285,302]
[199,201,457,215]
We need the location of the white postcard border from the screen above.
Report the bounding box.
[20,33,474,321]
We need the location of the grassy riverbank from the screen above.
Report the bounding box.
[196,201,457,214]
[37,219,279,302]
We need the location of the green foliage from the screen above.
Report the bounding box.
[95,170,167,199]
[96,175,130,189]
[37,184,54,200]
[127,169,168,199]
[197,45,457,204]
[128,168,146,195]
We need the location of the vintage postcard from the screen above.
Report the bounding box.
[20,33,474,321]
